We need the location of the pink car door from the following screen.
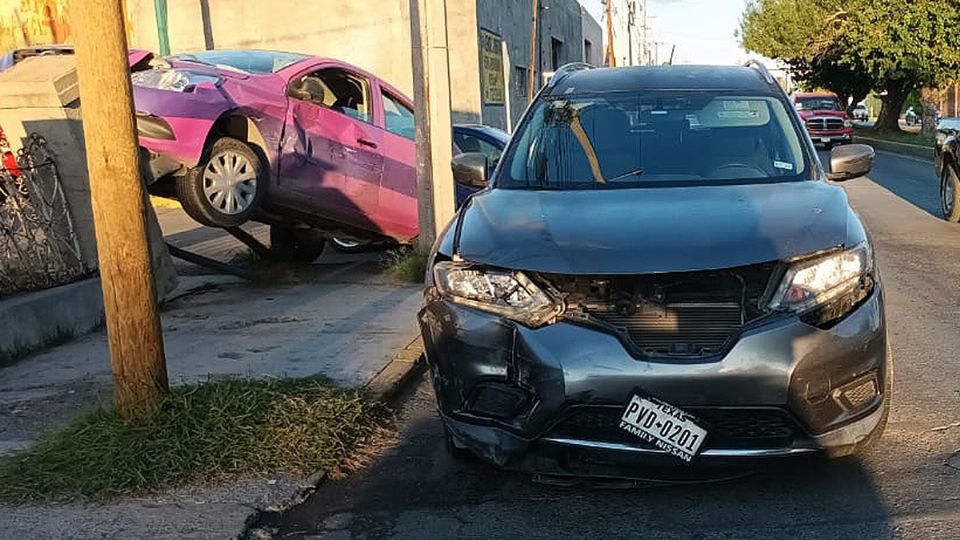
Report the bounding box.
[373,85,418,241]
[278,68,380,224]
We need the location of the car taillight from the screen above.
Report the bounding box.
[0,125,19,178]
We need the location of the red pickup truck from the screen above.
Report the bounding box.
[792,92,853,149]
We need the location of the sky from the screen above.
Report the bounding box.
[580,0,753,66]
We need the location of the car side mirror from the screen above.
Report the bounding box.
[452,152,488,188]
[827,144,874,182]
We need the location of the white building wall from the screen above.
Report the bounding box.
[606,0,646,66]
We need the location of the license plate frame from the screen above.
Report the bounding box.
[619,395,708,462]
[820,137,832,143]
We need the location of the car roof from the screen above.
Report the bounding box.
[793,91,838,99]
[453,124,509,143]
[546,65,780,96]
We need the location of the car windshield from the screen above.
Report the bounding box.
[795,97,842,111]
[498,90,808,189]
[171,50,309,74]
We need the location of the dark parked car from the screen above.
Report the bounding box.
[935,117,960,222]
[423,63,888,479]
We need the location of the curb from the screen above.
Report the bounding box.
[854,135,934,160]
[240,335,425,539]
[150,195,183,210]
[364,335,426,402]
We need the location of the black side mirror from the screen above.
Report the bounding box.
[452,152,488,188]
[827,144,874,182]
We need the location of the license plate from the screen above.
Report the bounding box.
[820,137,831,143]
[619,395,708,462]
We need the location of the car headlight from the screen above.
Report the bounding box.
[433,262,563,327]
[769,244,874,324]
[131,69,220,92]
[844,119,853,128]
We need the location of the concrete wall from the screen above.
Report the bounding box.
[581,6,602,66]
[476,0,588,130]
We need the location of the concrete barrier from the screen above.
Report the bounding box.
[0,277,103,364]
[853,135,935,160]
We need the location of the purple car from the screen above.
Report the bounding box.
[133,49,504,261]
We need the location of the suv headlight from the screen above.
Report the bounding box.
[131,69,220,92]
[769,244,875,325]
[433,262,563,327]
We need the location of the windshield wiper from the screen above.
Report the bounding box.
[604,167,645,182]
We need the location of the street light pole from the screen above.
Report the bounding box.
[70,0,169,418]
[409,0,457,252]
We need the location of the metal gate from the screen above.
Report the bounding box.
[0,133,87,296]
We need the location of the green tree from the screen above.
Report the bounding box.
[740,0,960,132]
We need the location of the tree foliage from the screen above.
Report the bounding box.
[740,0,960,131]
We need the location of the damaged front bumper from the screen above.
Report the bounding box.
[419,286,888,477]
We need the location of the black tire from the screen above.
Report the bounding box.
[269,225,326,264]
[443,424,474,461]
[176,137,265,228]
[329,236,372,253]
[940,162,960,222]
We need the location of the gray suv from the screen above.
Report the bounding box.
[420,63,887,480]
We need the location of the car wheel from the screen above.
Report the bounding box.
[269,225,326,264]
[177,137,265,228]
[443,424,474,461]
[940,163,960,222]
[330,236,372,253]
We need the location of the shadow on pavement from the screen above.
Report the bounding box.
[265,374,894,539]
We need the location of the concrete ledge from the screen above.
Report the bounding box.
[0,277,103,363]
[854,135,934,160]
[364,335,425,402]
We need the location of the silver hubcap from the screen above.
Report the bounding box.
[202,150,257,215]
[332,237,362,249]
[945,169,956,215]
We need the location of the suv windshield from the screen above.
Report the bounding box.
[498,90,808,189]
[171,50,309,74]
[795,97,842,111]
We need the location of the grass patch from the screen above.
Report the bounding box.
[854,126,936,148]
[382,247,428,284]
[0,377,389,502]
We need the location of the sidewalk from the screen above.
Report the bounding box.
[0,260,424,538]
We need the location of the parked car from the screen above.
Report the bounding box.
[852,103,869,121]
[421,63,888,479]
[791,92,853,148]
[935,117,960,222]
[0,44,74,72]
[131,49,499,262]
[329,123,509,252]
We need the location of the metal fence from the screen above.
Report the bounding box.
[0,134,87,296]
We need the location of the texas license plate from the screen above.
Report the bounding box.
[619,395,708,462]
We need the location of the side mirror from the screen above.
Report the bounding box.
[827,144,874,182]
[452,152,488,188]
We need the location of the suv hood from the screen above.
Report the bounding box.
[449,182,851,274]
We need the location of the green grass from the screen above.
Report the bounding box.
[854,126,936,148]
[0,377,388,502]
[382,248,428,284]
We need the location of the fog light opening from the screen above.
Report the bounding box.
[832,374,879,411]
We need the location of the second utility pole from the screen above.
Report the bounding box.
[410,0,457,252]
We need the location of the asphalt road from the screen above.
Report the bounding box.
[266,149,960,539]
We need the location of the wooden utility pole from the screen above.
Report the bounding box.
[605,0,616,67]
[528,0,539,100]
[409,0,457,252]
[70,0,168,418]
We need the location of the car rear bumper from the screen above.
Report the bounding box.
[419,286,888,476]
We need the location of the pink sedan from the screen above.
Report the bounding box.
[134,50,435,262]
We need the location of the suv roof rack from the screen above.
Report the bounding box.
[743,59,777,86]
[547,62,596,89]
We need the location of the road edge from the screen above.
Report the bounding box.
[854,135,934,160]
[239,334,426,540]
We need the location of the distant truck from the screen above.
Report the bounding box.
[791,92,853,149]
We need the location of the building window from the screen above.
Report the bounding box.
[551,37,563,71]
[584,40,592,63]
[514,66,528,97]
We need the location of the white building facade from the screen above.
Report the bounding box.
[605,0,647,66]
